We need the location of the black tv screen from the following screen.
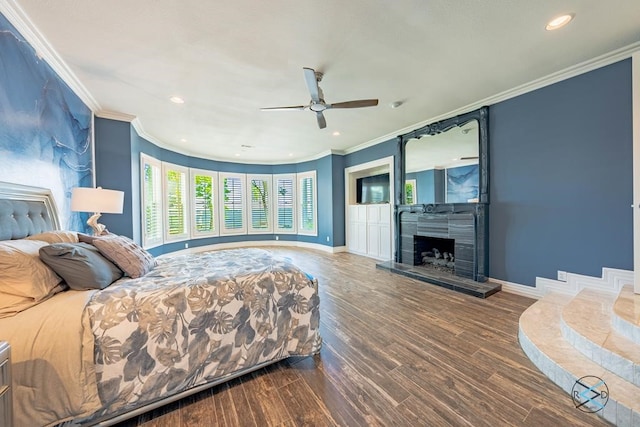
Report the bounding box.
[356,173,390,204]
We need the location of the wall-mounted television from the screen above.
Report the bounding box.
[356,173,390,204]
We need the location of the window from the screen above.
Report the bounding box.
[219,172,246,234]
[163,162,189,241]
[298,171,317,236]
[141,154,163,248]
[405,179,417,204]
[247,175,272,233]
[190,169,218,237]
[273,174,296,233]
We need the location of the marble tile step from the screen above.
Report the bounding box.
[376,260,501,298]
[612,285,640,345]
[519,292,640,426]
[561,289,640,387]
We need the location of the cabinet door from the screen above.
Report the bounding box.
[367,224,380,257]
[379,224,391,260]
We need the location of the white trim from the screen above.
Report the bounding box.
[297,170,318,236]
[140,153,164,249]
[162,162,190,242]
[156,240,344,258]
[494,267,634,300]
[0,0,100,111]
[96,110,137,122]
[632,51,640,294]
[490,278,543,300]
[246,174,273,234]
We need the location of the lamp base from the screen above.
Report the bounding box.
[87,212,107,236]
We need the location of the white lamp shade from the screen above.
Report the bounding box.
[71,187,124,214]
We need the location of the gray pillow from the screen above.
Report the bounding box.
[39,242,124,290]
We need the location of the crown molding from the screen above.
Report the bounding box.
[344,41,640,156]
[0,0,100,111]
[95,110,137,122]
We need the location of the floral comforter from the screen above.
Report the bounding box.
[84,248,321,418]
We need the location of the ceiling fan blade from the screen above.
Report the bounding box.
[260,105,306,111]
[460,156,479,160]
[316,111,327,129]
[327,99,379,109]
[303,67,321,102]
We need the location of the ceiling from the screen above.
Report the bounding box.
[9,0,640,163]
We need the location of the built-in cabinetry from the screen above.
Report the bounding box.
[347,204,391,260]
[0,341,11,427]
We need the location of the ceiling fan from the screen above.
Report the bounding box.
[261,67,379,129]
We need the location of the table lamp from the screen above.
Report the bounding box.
[71,187,124,235]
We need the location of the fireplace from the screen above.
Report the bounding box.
[398,204,488,282]
[414,235,456,274]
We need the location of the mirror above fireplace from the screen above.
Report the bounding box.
[398,106,489,205]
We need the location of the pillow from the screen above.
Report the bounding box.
[25,230,79,244]
[39,242,124,290]
[0,286,65,319]
[0,239,63,300]
[92,235,156,278]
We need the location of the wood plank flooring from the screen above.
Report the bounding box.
[114,248,610,427]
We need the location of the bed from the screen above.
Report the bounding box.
[0,181,322,426]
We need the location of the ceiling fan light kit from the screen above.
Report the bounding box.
[261,67,379,129]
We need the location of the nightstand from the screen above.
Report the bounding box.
[0,341,11,427]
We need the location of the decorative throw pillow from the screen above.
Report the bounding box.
[92,235,156,278]
[0,239,63,300]
[39,242,124,290]
[25,230,79,244]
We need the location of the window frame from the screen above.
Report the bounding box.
[190,168,219,238]
[162,161,190,242]
[140,153,164,249]
[247,174,273,234]
[297,170,318,236]
[272,174,297,234]
[219,172,247,235]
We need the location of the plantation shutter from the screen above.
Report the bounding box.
[220,173,246,234]
[164,163,189,241]
[191,170,217,236]
[298,171,317,235]
[273,175,296,233]
[248,175,272,233]
[141,154,163,248]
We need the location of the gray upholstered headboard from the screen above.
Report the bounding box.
[0,181,60,240]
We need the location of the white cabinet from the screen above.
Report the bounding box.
[347,204,391,260]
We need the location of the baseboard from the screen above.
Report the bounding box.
[157,240,343,258]
[489,278,542,299]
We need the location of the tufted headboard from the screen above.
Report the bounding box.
[0,181,60,240]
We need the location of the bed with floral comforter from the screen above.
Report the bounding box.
[83,247,322,422]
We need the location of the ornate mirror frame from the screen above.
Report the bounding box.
[393,106,489,273]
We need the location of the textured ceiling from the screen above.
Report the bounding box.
[9,0,640,163]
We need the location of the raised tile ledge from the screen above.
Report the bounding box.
[519,294,640,426]
[612,285,640,345]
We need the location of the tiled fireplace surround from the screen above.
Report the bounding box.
[399,204,488,282]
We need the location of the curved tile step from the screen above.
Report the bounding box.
[519,293,640,426]
[561,289,640,387]
[612,285,640,345]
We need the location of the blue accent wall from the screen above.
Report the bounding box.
[490,59,633,285]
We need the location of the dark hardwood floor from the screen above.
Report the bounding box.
[115,248,609,427]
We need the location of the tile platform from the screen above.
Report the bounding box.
[519,285,640,426]
[376,260,501,298]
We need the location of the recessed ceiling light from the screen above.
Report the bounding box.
[288,153,293,157]
[170,96,185,104]
[546,14,574,31]
[180,138,187,143]
[332,131,340,136]
[234,153,240,157]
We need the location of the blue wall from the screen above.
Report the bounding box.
[490,59,633,285]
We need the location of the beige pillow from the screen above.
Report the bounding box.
[93,235,156,279]
[0,240,64,316]
[25,230,79,244]
[0,285,65,318]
